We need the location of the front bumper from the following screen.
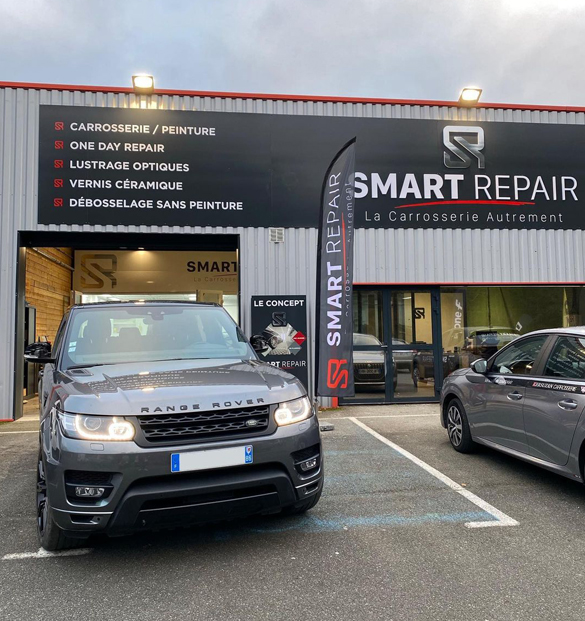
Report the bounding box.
[44,415,322,537]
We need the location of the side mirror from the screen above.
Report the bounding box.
[24,342,55,364]
[250,334,268,354]
[471,359,488,374]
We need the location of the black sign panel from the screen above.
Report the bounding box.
[315,140,356,397]
[251,296,309,390]
[39,105,585,229]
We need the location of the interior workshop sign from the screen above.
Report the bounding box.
[251,296,308,390]
[73,250,238,294]
[39,104,585,230]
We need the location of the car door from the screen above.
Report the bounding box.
[472,335,550,454]
[523,334,585,466]
[40,314,68,418]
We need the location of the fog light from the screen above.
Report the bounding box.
[75,486,105,498]
[300,458,318,472]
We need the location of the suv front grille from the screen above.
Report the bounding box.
[137,406,271,443]
[65,470,114,485]
[354,362,385,380]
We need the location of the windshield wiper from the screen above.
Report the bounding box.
[67,362,124,370]
[67,357,216,370]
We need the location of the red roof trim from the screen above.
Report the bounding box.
[353,282,585,286]
[1,80,585,113]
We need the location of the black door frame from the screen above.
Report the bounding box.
[341,285,443,405]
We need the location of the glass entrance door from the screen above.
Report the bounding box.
[342,287,442,404]
[390,290,441,401]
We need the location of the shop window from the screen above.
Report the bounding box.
[544,337,585,380]
[391,291,432,345]
[441,286,585,380]
[353,290,384,343]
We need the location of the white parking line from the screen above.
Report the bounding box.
[0,430,38,435]
[2,547,92,560]
[349,417,519,529]
[320,414,436,420]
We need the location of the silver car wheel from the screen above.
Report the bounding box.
[447,405,463,447]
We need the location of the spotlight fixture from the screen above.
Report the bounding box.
[132,74,155,94]
[458,87,482,106]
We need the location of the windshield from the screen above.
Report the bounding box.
[62,305,255,369]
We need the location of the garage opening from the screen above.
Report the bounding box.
[16,231,240,420]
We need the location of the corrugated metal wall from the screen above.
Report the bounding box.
[2,86,585,418]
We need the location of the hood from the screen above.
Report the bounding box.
[56,358,305,416]
[353,350,385,363]
[449,367,472,378]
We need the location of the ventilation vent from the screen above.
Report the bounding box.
[269,227,285,243]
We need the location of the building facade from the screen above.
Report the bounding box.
[2,81,585,419]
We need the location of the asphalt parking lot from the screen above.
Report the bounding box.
[3,404,585,621]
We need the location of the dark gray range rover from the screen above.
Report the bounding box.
[26,302,322,550]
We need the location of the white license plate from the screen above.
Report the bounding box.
[360,368,381,375]
[171,445,253,473]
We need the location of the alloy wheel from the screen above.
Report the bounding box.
[447,405,463,446]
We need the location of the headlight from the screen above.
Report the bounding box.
[59,412,136,441]
[274,396,313,427]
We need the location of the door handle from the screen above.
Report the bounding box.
[558,399,578,411]
[507,391,523,401]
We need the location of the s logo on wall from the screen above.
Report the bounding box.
[443,126,485,169]
[251,296,309,390]
[79,254,118,289]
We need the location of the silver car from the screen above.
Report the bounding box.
[441,328,585,483]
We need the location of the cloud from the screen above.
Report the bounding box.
[0,0,583,105]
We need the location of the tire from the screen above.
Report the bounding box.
[282,488,322,516]
[412,364,420,387]
[37,451,85,551]
[445,398,475,453]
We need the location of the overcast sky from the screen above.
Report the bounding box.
[1,0,583,106]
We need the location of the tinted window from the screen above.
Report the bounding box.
[544,336,585,380]
[491,336,548,375]
[62,305,254,368]
[52,314,69,357]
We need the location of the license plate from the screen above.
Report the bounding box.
[171,445,253,473]
[360,368,381,375]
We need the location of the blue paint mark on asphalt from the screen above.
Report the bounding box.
[248,511,495,533]
[325,449,402,457]
[210,511,496,541]
[208,418,499,542]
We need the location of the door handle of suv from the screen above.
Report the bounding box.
[507,391,523,401]
[558,399,578,411]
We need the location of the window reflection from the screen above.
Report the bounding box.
[441,286,585,380]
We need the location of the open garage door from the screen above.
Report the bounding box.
[14,231,240,420]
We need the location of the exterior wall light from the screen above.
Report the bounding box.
[459,87,482,106]
[132,74,155,94]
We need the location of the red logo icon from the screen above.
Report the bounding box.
[54,122,64,131]
[54,179,64,188]
[292,331,306,346]
[54,160,64,168]
[54,140,64,149]
[327,359,349,389]
[53,198,63,207]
